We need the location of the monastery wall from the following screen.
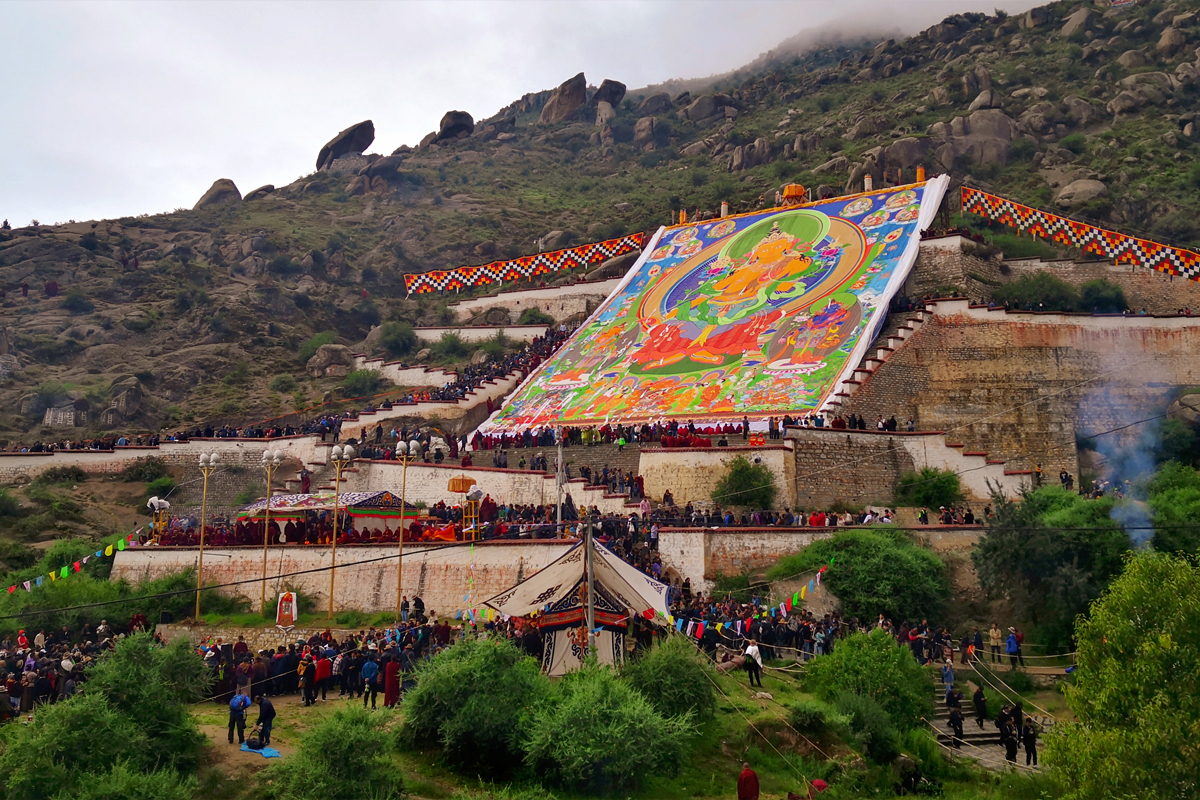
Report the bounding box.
[447,279,620,323]
[638,445,796,510]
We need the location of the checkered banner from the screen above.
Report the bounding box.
[403,233,646,295]
[961,186,1200,280]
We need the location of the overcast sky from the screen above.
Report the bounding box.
[2,0,1042,226]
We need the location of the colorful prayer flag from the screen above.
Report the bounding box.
[36,576,43,587]
[6,586,14,594]
[675,618,684,632]
[801,587,807,600]
[695,622,705,639]
[73,561,81,573]
[60,566,68,578]
[117,538,126,551]
[23,581,31,592]
[809,579,814,592]
[104,545,113,557]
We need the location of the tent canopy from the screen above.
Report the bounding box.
[238,491,413,517]
[483,538,670,625]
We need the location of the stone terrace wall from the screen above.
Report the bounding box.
[908,235,1003,302]
[156,624,365,652]
[844,300,1200,479]
[657,528,833,593]
[448,279,620,323]
[790,430,918,507]
[1002,257,1200,315]
[113,541,573,617]
[638,445,796,510]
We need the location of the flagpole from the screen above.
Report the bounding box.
[585,516,595,650]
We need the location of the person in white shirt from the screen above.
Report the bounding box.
[744,639,764,687]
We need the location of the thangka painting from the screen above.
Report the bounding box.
[483,176,949,432]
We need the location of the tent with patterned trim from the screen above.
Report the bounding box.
[483,538,669,675]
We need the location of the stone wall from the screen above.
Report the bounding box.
[412,325,545,344]
[112,541,573,616]
[844,299,1200,478]
[657,528,834,593]
[638,445,796,509]
[448,279,620,323]
[909,235,1003,301]
[156,623,366,652]
[790,430,918,507]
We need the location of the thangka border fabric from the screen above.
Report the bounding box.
[481,175,949,431]
[403,233,645,295]
[961,186,1200,279]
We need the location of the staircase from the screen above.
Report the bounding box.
[827,308,931,410]
[928,675,1049,772]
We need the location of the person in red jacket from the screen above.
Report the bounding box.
[314,652,333,701]
[737,762,759,800]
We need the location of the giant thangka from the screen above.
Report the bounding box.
[482,176,950,432]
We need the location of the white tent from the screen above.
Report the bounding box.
[484,538,670,676]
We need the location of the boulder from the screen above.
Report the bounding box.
[345,175,369,196]
[414,348,432,362]
[1158,26,1188,55]
[193,178,241,209]
[634,116,657,149]
[1108,90,1143,115]
[595,100,617,126]
[934,109,1018,165]
[392,145,412,155]
[882,138,932,170]
[471,349,490,365]
[316,120,375,170]
[362,154,407,180]
[539,72,587,124]
[593,250,640,278]
[926,19,966,43]
[1063,95,1104,127]
[730,138,771,172]
[1168,394,1200,425]
[1117,49,1152,69]
[306,344,356,378]
[812,155,850,174]
[684,95,720,121]
[1060,8,1094,38]
[538,230,568,250]
[435,110,474,142]
[1055,179,1108,208]
[591,79,626,107]
[974,65,993,92]
[240,235,266,257]
[1174,11,1198,27]
[1022,7,1049,28]
[847,117,882,140]
[243,184,274,201]
[370,176,388,193]
[1118,71,1176,92]
[636,93,672,115]
[968,89,1002,111]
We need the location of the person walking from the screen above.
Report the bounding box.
[948,706,965,750]
[744,639,764,688]
[361,653,380,710]
[228,690,251,745]
[1005,628,1021,669]
[1022,718,1038,766]
[737,762,760,800]
[1003,718,1020,764]
[972,685,988,729]
[254,695,275,747]
[989,623,1002,663]
[941,661,955,704]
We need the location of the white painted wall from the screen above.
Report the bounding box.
[449,279,620,323]
[638,445,796,508]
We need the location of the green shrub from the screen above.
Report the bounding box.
[992,271,1079,311]
[805,629,933,729]
[341,369,384,398]
[834,692,902,763]
[299,331,339,363]
[767,530,949,623]
[1008,138,1037,161]
[1005,669,1036,694]
[267,254,301,275]
[269,374,298,393]
[992,233,1058,260]
[1059,133,1087,155]
[894,467,963,509]
[1079,279,1128,313]
[524,660,693,793]
[54,763,198,800]
[402,638,550,773]
[0,489,22,518]
[145,476,176,499]
[518,307,555,325]
[431,332,471,361]
[788,698,849,735]
[712,454,778,509]
[33,466,88,486]
[119,457,169,483]
[377,321,417,359]
[622,634,716,721]
[62,289,94,315]
[260,707,402,800]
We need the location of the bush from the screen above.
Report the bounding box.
[1078,279,1128,313]
[767,530,949,623]
[261,707,402,800]
[712,455,778,509]
[299,331,339,363]
[145,475,176,499]
[1005,669,1035,694]
[804,629,933,729]
[267,254,302,275]
[992,271,1079,311]
[62,289,94,315]
[894,467,963,509]
[341,369,384,398]
[402,638,550,773]
[518,307,555,325]
[524,660,693,793]
[119,457,169,483]
[269,374,298,393]
[1059,133,1087,155]
[55,763,198,800]
[788,698,849,735]
[1008,138,1037,161]
[431,332,471,361]
[834,692,902,763]
[377,321,417,359]
[622,634,716,722]
[32,466,88,486]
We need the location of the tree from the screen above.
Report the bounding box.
[972,486,1130,649]
[621,634,716,722]
[992,271,1079,311]
[804,629,933,729]
[766,529,949,623]
[523,659,693,794]
[1078,279,1128,313]
[1045,553,1200,799]
[341,369,384,398]
[402,638,550,774]
[260,707,402,800]
[712,455,777,509]
[1145,461,1200,554]
[894,467,963,509]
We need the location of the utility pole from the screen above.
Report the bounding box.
[585,516,595,652]
[556,426,564,533]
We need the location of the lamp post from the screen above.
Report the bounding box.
[394,440,412,624]
[261,448,283,616]
[195,452,220,620]
[327,444,355,619]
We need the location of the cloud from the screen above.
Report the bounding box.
[1,0,1044,225]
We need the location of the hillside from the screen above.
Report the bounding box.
[3,0,1200,444]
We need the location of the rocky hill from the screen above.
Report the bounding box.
[3,0,1200,444]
